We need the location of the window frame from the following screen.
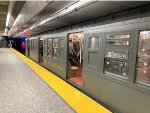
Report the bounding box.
[43,39,47,57]
[88,36,100,50]
[106,33,131,46]
[47,38,53,57]
[103,32,132,80]
[52,38,59,58]
[135,30,150,87]
[84,32,101,72]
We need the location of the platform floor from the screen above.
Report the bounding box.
[0,48,75,113]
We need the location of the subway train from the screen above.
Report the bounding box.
[25,15,150,113]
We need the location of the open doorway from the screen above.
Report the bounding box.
[67,32,84,86]
[39,37,43,64]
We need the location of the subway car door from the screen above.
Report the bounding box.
[67,32,84,87]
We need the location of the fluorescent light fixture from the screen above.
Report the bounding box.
[5,1,15,34]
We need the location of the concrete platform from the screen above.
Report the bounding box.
[0,48,75,113]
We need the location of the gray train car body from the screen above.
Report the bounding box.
[26,16,150,113]
[42,34,67,79]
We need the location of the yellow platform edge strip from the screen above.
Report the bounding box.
[12,49,112,113]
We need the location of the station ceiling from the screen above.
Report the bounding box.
[0,1,8,34]
[0,1,149,37]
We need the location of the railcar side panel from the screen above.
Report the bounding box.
[43,34,68,79]
[82,17,150,113]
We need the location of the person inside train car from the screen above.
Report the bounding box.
[69,40,76,66]
[73,38,80,65]
[72,38,80,66]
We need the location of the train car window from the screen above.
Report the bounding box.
[107,34,130,39]
[136,31,150,86]
[44,39,46,45]
[36,40,38,52]
[104,33,130,79]
[59,39,64,48]
[106,40,130,46]
[47,39,52,56]
[34,40,36,52]
[30,40,32,51]
[53,39,59,57]
[35,40,37,52]
[59,39,64,58]
[43,39,46,54]
[106,34,130,46]
[89,37,99,49]
[32,40,34,51]
[32,40,33,51]
[31,40,33,51]
[37,40,38,52]
[104,59,129,79]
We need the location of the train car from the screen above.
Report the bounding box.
[26,16,150,113]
